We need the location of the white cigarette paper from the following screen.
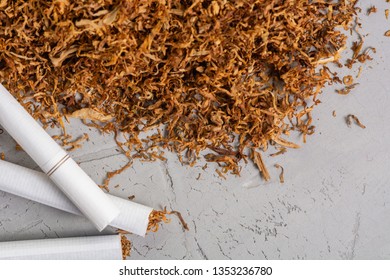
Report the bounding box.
[0,160,153,236]
[0,235,122,260]
[0,84,120,231]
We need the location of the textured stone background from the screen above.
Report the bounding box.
[1,2,389,259]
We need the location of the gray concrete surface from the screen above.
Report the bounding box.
[1,2,390,259]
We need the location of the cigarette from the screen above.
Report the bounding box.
[0,160,153,237]
[0,84,120,231]
[0,235,123,260]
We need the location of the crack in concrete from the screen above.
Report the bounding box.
[159,161,177,205]
[217,242,232,260]
[349,212,361,260]
[77,151,123,164]
[194,237,208,260]
[17,219,43,233]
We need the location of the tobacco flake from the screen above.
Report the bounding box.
[336,84,359,95]
[367,6,377,16]
[346,114,366,129]
[252,150,270,182]
[343,76,354,86]
[120,235,131,260]
[274,164,285,184]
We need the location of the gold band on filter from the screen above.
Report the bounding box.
[46,154,70,177]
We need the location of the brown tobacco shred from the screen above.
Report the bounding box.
[343,75,354,86]
[147,209,171,233]
[336,83,359,95]
[147,208,189,233]
[120,235,131,260]
[169,210,189,231]
[367,6,377,16]
[356,66,363,78]
[51,133,89,151]
[215,169,227,180]
[0,0,363,179]
[346,114,366,129]
[270,147,287,157]
[103,161,133,189]
[332,110,337,117]
[252,150,270,181]
[386,10,389,20]
[274,164,285,184]
[345,18,376,69]
[0,152,4,160]
[66,133,89,151]
[15,144,23,151]
[385,31,390,37]
[98,184,110,192]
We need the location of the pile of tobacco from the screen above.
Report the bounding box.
[0,0,365,179]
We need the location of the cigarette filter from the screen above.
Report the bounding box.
[0,235,123,260]
[0,160,153,236]
[0,84,120,231]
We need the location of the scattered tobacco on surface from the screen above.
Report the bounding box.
[147,209,171,233]
[0,0,367,180]
[147,208,188,233]
[121,235,131,260]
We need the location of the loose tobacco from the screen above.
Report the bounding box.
[147,208,189,233]
[274,164,284,184]
[121,234,131,260]
[0,0,362,178]
[346,114,366,129]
